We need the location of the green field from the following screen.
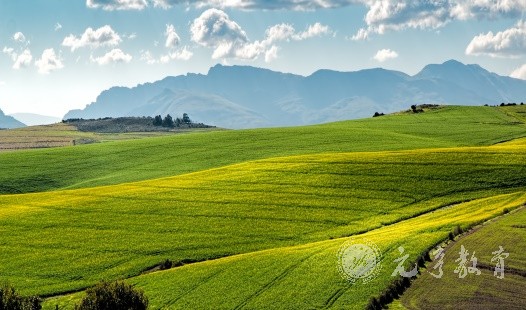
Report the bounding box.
[1,105,525,309]
[1,106,525,194]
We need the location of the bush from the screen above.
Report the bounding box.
[0,283,41,310]
[75,281,148,310]
[160,259,173,270]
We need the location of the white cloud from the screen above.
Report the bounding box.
[0,81,5,87]
[55,23,63,31]
[352,1,451,40]
[86,0,148,10]
[295,22,331,39]
[351,0,526,40]
[91,48,132,65]
[466,21,526,58]
[451,1,526,20]
[165,24,181,48]
[35,48,64,74]
[13,49,33,69]
[265,45,279,63]
[373,48,398,62]
[191,9,331,60]
[62,25,122,51]
[13,32,26,43]
[511,64,526,80]
[3,47,16,61]
[191,8,249,52]
[160,46,193,63]
[140,50,157,64]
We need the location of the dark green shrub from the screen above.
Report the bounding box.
[160,259,173,270]
[75,281,148,310]
[0,283,41,310]
[365,297,381,310]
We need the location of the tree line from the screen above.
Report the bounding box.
[153,113,192,128]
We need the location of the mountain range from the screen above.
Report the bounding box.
[64,60,526,128]
[0,109,25,129]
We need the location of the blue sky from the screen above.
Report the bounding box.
[1,0,526,117]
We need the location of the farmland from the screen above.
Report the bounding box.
[0,105,525,309]
[1,106,525,194]
[394,207,526,309]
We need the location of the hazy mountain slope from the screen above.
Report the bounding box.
[64,60,526,128]
[9,113,61,126]
[0,108,26,129]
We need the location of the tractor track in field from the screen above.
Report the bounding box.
[232,244,333,310]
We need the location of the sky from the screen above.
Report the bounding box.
[1,0,526,118]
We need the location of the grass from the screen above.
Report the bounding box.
[1,105,526,309]
[0,105,526,194]
[43,192,526,309]
[394,207,526,310]
[0,139,525,299]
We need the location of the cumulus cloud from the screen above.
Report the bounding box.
[191,9,331,61]
[13,49,33,69]
[62,25,122,51]
[13,32,26,43]
[265,45,279,62]
[35,48,64,74]
[140,50,157,64]
[55,23,63,31]
[160,46,193,63]
[191,9,249,50]
[373,48,398,62]
[451,1,526,20]
[511,64,526,80]
[165,24,181,48]
[2,47,17,61]
[466,21,526,57]
[295,22,332,39]
[352,0,526,40]
[91,48,132,65]
[86,0,148,10]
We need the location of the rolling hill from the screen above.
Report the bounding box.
[2,106,526,194]
[2,138,525,299]
[64,60,526,128]
[0,105,525,309]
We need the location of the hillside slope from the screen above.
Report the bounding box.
[1,106,526,195]
[1,140,526,297]
[64,60,526,128]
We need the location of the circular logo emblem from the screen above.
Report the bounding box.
[337,239,382,284]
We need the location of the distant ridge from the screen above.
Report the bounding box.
[0,108,25,129]
[9,113,61,126]
[64,60,526,128]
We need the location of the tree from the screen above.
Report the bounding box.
[75,281,148,310]
[182,113,191,124]
[153,115,162,126]
[411,105,417,112]
[162,114,174,128]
